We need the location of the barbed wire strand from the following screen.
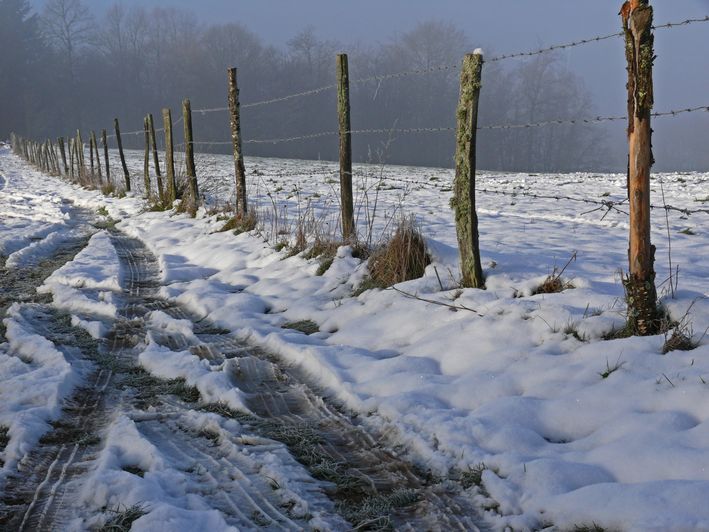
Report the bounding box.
[185,105,708,146]
[479,187,709,216]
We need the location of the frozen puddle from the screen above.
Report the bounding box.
[1,230,484,530]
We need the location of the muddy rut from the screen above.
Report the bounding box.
[0,228,485,531]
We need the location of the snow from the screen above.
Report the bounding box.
[0,303,81,475]
[38,230,121,323]
[1,144,709,530]
[139,312,249,413]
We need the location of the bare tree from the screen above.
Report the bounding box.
[41,0,93,75]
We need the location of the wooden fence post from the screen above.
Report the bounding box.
[183,98,199,210]
[452,50,485,289]
[91,130,102,182]
[76,130,85,179]
[336,53,355,240]
[148,113,164,203]
[68,138,75,180]
[622,0,658,335]
[89,134,95,180]
[102,129,110,187]
[143,116,151,197]
[228,67,247,216]
[162,108,176,203]
[58,137,68,176]
[114,118,131,192]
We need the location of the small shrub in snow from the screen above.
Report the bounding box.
[599,357,625,379]
[460,462,487,489]
[218,210,258,234]
[357,216,430,294]
[98,504,148,532]
[282,320,320,335]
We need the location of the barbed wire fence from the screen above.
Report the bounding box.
[10,12,709,251]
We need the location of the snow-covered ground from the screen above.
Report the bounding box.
[1,142,709,530]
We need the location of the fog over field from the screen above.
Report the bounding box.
[3,0,708,171]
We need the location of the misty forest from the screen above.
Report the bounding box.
[0,0,641,172]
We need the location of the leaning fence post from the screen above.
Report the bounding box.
[336,53,355,240]
[89,134,95,180]
[102,129,110,187]
[162,108,176,203]
[76,130,85,180]
[143,116,151,197]
[148,113,164,203]
[182,98,199,211]
[622,0,658,335]
[228,67,248,216]
[58,137,68,176]
[91,130,102,182]
[114,118,131,192]
[452,50,485,289]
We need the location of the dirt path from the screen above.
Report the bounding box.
[1,228,485,530]
[109,231,484,530]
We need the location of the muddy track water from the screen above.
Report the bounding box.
[109,231,485,531]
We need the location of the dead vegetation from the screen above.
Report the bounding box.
[355,216,430,294]
[218,210,259,234]
[532,252,577,295]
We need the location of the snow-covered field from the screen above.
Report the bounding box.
[1,141,709,531]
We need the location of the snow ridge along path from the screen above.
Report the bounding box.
[1,227,484,530]
[109,230,485,530]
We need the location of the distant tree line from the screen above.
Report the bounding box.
[6,0,701,172]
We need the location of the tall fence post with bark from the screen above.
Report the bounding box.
[102,129,110,187]
[228,67,247,217]
[91,130,102,182]
[622,0,658,335]
[143,116,151,197]
[148,113,164,203]
[58,137,68,176]
[114,118,131,192]
[183,98,199,212]
[163,108,176,203]
[336,53,355,241]
[452,50,485,289]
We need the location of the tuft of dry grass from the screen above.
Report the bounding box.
[219,210,259,234]
[365,216,430,290]
[532,274,574,295]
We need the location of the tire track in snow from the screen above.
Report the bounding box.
[109,231,487,531]
[2,231,340,531]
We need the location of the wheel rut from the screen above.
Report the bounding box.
[1,230,338,530]
[109,231,485,531]
[1,226,485,530]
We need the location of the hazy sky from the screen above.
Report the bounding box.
[31,0,709,115]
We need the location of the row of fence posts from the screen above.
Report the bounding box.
[7,2,659,334]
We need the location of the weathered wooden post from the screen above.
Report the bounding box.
[148,113,164,202]
[76,130,85,179]
[69,137,76,181]
[622,0,658,335]
[162,108,176,203]
[91,130,102,181]
[452,50,485,289]
[58,137,68,176]
[89,134,95,180]
[182,98,199,211]
[228,67,248,216]
[114,118,131,192]
[102,129,110,187]
[143,116,151,197]
[336,53,355,240]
